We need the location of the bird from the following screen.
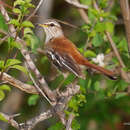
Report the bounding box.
[38,19,117,80]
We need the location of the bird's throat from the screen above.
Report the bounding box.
[44,28,64,43]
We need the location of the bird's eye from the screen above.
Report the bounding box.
[50,23,55,27]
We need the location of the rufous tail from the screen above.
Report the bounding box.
[82,59,117,80]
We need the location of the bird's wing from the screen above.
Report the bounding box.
[45,49,83,78]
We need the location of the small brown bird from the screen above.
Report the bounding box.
[39,19,116,80]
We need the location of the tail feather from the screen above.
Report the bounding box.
[83,60,117,80]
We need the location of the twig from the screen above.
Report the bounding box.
[26,0,45,21]
[65,0,88,10]
[76,0,90,24]
[105,32,125,68]
[119,0,130,54]
[66,113,75,130]
[25,63,53,105]
[0,35,9,45]
[19,110,52,130]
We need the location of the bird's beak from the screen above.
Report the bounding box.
[38,24,48,28]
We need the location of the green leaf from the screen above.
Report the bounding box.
[24,27,33,35]
[72,119,80,130]
[80,0,92,6]
[68,97,78,112]
[118,38,128,56]
[0,13,8,31]
[10,65,28,74]
[115,92,127,99]
[0,113,8,122]
[95,22,105,33]
[13,8,21,14]
[8,19,20,27]
[6,59,21,68]
[28,95,39,106]
[0,90,5,101]
[21,21,34,28]
[94,81,101,91]
[0,85,11,92]
[0,60,4,69]
[92,33,103,47]
[105,22,114,33]
[26,0,32,2]
[30,34,40,53]
[10,41,21,49]
[84,50,96,58]
[48,122,64,130]
[14,0,25,6]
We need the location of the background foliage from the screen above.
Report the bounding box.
[0,0,130,130]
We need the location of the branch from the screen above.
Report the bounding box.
[19,110,52,130]
[0,4,56,102]
[119,0,130,53]
[66,113,75,130]
[0,83,80,129]
[0,112,19,129]
[0,72,37,94]
[65,0,88,10]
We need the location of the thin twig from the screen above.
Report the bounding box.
[25,63,53,105]
[26,0,45,21]
[105,32,125,68]
[0,35,9,45]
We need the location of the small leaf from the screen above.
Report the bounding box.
[72,119,80,130]
[13,8,21,14]
[0,13,8,31]
[10,65,28,74]
[10,41,21,49]
[95,22,105,33]
[48,122,64,130]
[6,59,21,68]
[94,81,100,91]
[14,0,25,6]
[84,50,96,58]
[92,33,103,47]
[24,27,33,35]
[0,85,11,92]
[0,113,8,122]
[21,21,34,28]
[8,19,20,27]
[105,22,114,33]
[0,60,4,69]
[28,95,39,106]
[115,92,127,99]
[0,90,5,101]
[68,97,78,112]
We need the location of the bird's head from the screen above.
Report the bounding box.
[39,19,64,43]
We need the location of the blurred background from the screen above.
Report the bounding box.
[0,0,130,130]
